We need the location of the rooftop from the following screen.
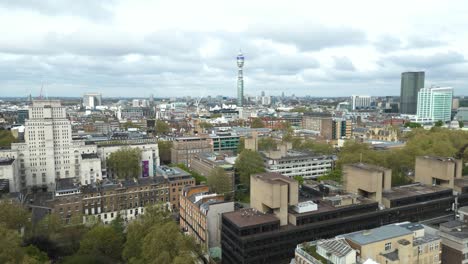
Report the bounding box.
[156,166,192,179]
[343,224,412,245]
[317,238,353,257]
[223,208,280,228]
[346,163,389,172]
[56,178,79,192]
[0,157,15,165]
[383,183,451,201]
[253,172,296,185]
[413,234,440,246]
[381,249,399,261]
[418,156,459,163]
[81,153,99,159]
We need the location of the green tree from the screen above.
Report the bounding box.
[317,169,342,183]
[158,140,172,165]
[107,147,142,179]
[293,176,304,185]
[460,121,464,128]
[207,167,232,196]
[0,130,16,147]
[404,122,422,128]
[297,139,334,155]
[282,127,295,142]
[434,120,444,127]
[250,118,265,128]
[155,120,170,135]
[174,163,207,184]
[234,150,265,187]
[237,137,245,153]
[0,225,29,264]
[123,204,200,264]
[199,121,214,131]
[78,225,123,261]
[258,137,278,151]
[0,202,30,231]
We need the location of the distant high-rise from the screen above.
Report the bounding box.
[400,72,425,114]
[417,87,453,122]
[83,93,102,109]
[236,51,245,107]
[351,95,371,110]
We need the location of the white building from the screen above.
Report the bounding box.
[262,148,334,179]
[351,95,372,110]
[82,93,102,109]
[0,157,20,192]
[416,87,453,122]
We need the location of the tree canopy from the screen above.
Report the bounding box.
[207,167,232,196]
[158,140,172,165]
[155,120,170,135]
[258,137,278,151]
[250,118,265,128]
[0,130,16,147]
[295,139,334,155]
[235,149,265,187]
[107,147,142,179]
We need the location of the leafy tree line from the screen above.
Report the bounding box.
[0,203,201,264]
[321,128,468,185]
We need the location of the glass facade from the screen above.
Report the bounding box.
[417,87,453,122]
[400,72,425,114]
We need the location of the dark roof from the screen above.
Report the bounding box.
[383,183,451,200]
[81,153,99,159]
[381,250,399,261]
[56,178,79,191]
[0,157,15,165]
[0,179,9,192]
[344,225,412,245]
[223,208,279,228]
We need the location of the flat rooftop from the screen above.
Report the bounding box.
[223,208,279,228]
[0,157,15,165]
[289,196,376,217]
[343,224,412,245]
[383,183,451,201]
[418,156,458,162]
[346,163,389,172]
[253,172,296,185]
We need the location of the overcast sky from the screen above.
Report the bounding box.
[1,0,468,98]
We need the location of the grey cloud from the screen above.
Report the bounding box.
[374,35,447,52]
[384,51,465,68]
[0,0,116,21]
[251,26,367,51]
[333,56,356,71]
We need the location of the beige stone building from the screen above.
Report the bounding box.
[190,152,235,193]
[344,222,441,264]
[250,172,299,226]
[343,163,392,205]
[170,136,212,166]
[415,156,462,189]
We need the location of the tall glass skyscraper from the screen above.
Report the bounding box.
[237,51,244,107]
[400,72,425,114]
[417,87,453,122]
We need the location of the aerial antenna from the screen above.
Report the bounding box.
[39,84,44,99]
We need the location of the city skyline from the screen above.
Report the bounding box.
[0,1,468,97]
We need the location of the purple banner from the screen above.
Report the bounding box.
[142,160,149,177]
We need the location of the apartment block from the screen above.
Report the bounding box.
[155,165,195,210]
[171,136,212,166]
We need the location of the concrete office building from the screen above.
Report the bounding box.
[221,168,461,264]
[400,71,425,114]
[351,95,372,110]
[343,163,392,205]
[416,87,453,122]
[415,156,462,190]
[179,185,233,250]
[82,93,102,109]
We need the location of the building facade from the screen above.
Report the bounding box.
[171,136,212,166]
[351,95,372,110]
[155,165,195,210]
[82,93,102,109]
[401,71,425,114]
[416,87,453,122]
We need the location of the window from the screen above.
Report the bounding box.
[434,254,439,262]
[384,242,392,251]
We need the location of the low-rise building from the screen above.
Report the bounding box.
[415,156,462,189]
[171,136,212,166]
[0,157,19,192]
[190,152,235,193]
[179,185,233,250]
[261,146,334,179]
[156,165,195,210]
